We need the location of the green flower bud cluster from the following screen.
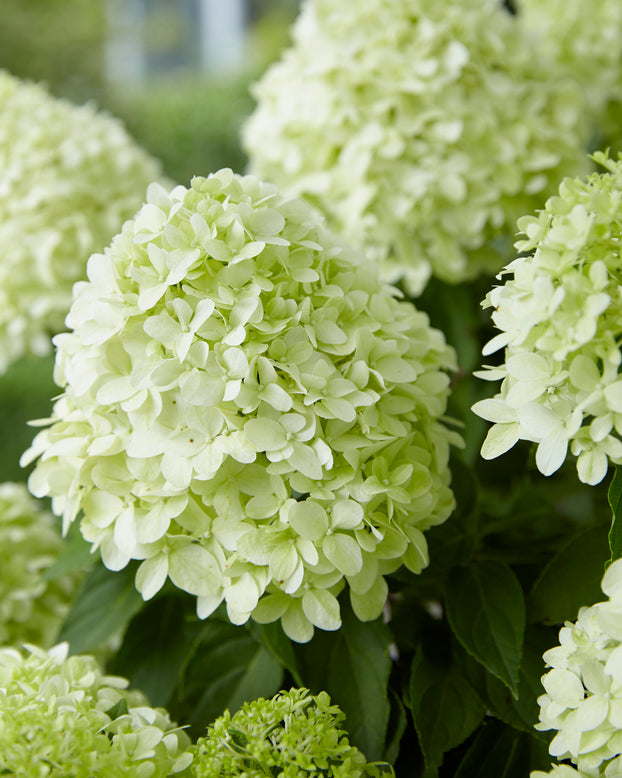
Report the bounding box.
[23,170,460,642]
[474,153,622,485]
[0,482,78,648]
[243,0,588,294]
[188,688,389,778]
[535,559,622,775]
[0,70,162,372]
[0,643,192,777]
[517,0,622,151]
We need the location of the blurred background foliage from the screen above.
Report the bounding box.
[0,0,299,482]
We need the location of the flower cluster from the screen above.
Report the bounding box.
[23,170,459,642]
[0,70,161,372]
[517,0,622,150]
[189,688,386,778]
[532,768,591,778]
[473,153,622,485]
[535,558,622,775]
[242,0,588,294]
[0,482,78,648]
[0,643,192,776]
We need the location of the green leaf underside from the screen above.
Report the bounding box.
[609,464,622,565]
[57,562,143,654]
[409,647,485,770]
[446,561,525,697]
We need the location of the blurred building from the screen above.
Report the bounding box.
[105,0,295,84]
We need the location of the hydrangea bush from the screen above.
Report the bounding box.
[0,481,78,648]
[0,643,192,776]
[473,153,622,485]
[23,169,460,643]
[534,558,622,775]
[517,0,622,150]
[188,688,388,777]
[0,70,162,372]
[243,0,588,294]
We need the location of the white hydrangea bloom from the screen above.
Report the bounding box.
[0,482,78,648]
[0,70,162,372]
[0,643,192,776]
[535,559,622,775]
[243,0,588,294]
[473,153,622,485]
[517,0,622,148]
[531,767,591,778]
[23,170,460,642]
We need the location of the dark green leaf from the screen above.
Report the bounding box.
[109,595,191,706]
[454,719,530,778]
[409,646,485,770]
[609,465,622,564]
[384,690,407,766]
[57,562,143,653]
[528,523,609,625]
[250,621,303,686]
[295,602,392,761]
[446,561,525,696]
[178,621,283,735]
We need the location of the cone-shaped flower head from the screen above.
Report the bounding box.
[243,0,588,294]
[0,643,191,776]
[23,170,460,642]
[189,687,389,777]
[0,482,79,648]
[0,70,162,372]
[473,153,622,486]
[535,558,622,775]
[517,0,622,151]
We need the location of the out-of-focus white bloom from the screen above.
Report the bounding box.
[534,559,622,775]
[23,170,460,642]
[0,482,78,648]
[517,0,622,150]
[243,0,588,294]
[474,153,622,485]
[0,643,192,776]
[0,70,162,372]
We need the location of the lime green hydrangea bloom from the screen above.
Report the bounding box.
[243,0,588,294]
[517,0,622,151]
[0,482,78,648]
[188,688,390,778]
[0,643,192,776]
[23,170,460,642]
[473,153,622,486]
[535,559,622,775]
[0,70,162,373]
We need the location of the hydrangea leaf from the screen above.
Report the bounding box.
[446,561,525,697]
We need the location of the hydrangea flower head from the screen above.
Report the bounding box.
[23,170,459,642]
[517,0,622,150]
[0,482,78,648]
[242,0,588,294]
[189,687,388,778]
[0,70,161,372]
[535,558,622,775]
[0,643,191,776]
[473,153,622,485]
